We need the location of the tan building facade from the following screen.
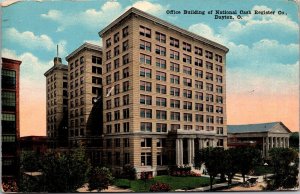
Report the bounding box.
[99,8,229,176]
[44,57,68,148]
[65,43,103,163]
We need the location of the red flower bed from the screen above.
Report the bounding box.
[2,180,18,192]
[149,182,171,192]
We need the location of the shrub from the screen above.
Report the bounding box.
[149,182,171,192]
[121,164,136,180]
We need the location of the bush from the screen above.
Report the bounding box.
[88,167,114,191]
[169,166,197,177]
[2,180,18,192]
[149,182,171,192]
[121,164,136,180]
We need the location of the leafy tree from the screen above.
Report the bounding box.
[121,164,136,180]
[195,147,226,190]
[88,167,114,191]
[224,148,240,187]
[289,132,299,150]
[20,151,40,172]
[264,148,298,190]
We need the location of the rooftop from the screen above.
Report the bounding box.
[228,122,291,133]
[65,42,102,61]
[99,7,229,53]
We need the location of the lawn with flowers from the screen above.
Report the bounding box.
[114,175,217,192]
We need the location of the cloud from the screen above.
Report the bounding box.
[41,1,169,31]
[5,28,67,55]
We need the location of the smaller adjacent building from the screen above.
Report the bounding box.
[228,122,291,158]
[19,136,48,154]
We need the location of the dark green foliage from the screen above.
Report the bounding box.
[289,132,299,150]
[20,151,40,172]
[88,167,114,191]
[264,148,299,190]
[224,148,240,186]
[121,164,137,180]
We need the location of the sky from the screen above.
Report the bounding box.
[1,0,299,136]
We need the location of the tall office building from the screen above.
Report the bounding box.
[99,8,228,176]
[65,43,103,163]
[44,56,68,148]
[1,57,21,181]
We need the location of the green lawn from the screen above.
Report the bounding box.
[253,165,273,176]
[114,175,216,192]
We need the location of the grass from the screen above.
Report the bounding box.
[253,165,273,176]
[114,175,217,192]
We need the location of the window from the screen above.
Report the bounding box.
[206,72,213,81]
[114,97,120,107]
[156,97,166,107]
[206,94,214,102]
[114,71,120,82]
[156,84,166,94]
[170,99,180,108]
[195,103,203,111]
[195,46,202,56]
[114,84,120,94]
[183,78,192,87]
[170,87,180,96]
[171,112,180,121]
[123,40,129,51]
[184,113,192,122]
[183,89,192,98]
[156,71,166,81]
[157,138,166,147]
[139,25,151,38]
[217,127,224,134]
[183,42,191,52]
[206,83,214,92]
[141,122,152,132]
[156,110,167,120]
[123,67,129,78]
[124,153,130,164]
[170,50,179,60]
[123,54,129,65]
[170,37,179,48]
[195,58,202,67]
[170,74,180,84]
[155,32,166,43]
[123,95,129,105]
[170,62,180,72]
[216,96,223,104]
[183,66,192,75]
[140,40,151,51]
[205,50,213,59]
[216,65,223,73]
[215,54,223,62]
[196,125,204,131]
[156,123,167,132]
[123,108,130,119]
[216,116,223,124]
[140,95,152,105]
[2,135,15,142]
[140,67,151,78]
[114,45,120,56]
[106,50,111,60]
[140,54,151,65]
[216,85,223,93]
[2,91,15,110]
[183,101,192,110]
[183,54,192,64]
[206,104,214,113]
[123,81,130,92]
[206,62,213,70]
[106,38,111,48]
[92,56,102,64]
[195,69,203,78]
[216,106,223,114]
[155,45,166,56]
[115,138,121,147]
[123,26,129,37]
[106,75,111,85]
[216,75,223,83]
[106,112,112,122]
[184,125,192,130]
[106,139,112,147]
[156,58,166,69]
[92,76,101,84]
[124,138,130,147]
[140,81,151,92]
[217,139,224,147]
[106,63,111,72]
[206,115,214,123]
[140,109,152,118]
[141,152,152,166]
[114,110,120,120]
[106,100,111,109]
[114,32,119,43]
[123,122,130,132]
[92,87,101,95]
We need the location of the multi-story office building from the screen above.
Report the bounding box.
[44,56,68,148]
[1,57,22,181]
[65,43,103,163]
[99,7,228,176]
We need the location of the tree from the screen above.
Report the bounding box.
[195,147,226,190]
[20,151,40,172]
[235,147,261,183]
[224,148,240,187]
[121,164,136,180]
[289,132,299,150]
[264,148,298,190]
[88,167,114,191]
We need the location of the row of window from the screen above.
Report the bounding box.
[106,67,129,84]
[69,55,102,70]
[106,108,130,121]
[106,26,129,48]
[106,122,130,133]
[2,69,16,89]
[138,25,223,62]
[106,40,130,60]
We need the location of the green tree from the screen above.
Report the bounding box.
[88,167,114,191]
[224,148,240,187]
[195,147,226,191]
[20,151,40,172]
[121,164,136,180]
[289,132,299,150]
[265,147,298,190]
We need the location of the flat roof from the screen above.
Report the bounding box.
[99,7,229,53]
[65,42,102,61]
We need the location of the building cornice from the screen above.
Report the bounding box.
[98,7,229,53]
[2,57,22,65]
[65,42,102,61]
[44,64,68,77]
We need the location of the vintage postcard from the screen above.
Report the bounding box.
[1,0,299,192]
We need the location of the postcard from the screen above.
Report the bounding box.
[1,0,299,192]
